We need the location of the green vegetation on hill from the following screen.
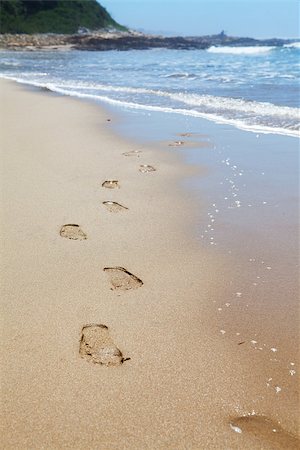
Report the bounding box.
[0,0,126,34]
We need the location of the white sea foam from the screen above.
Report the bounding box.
[1,75,299,138]
[2,61,21,67]
[278,74,296,79]
[163,72,197,79]
[284,42,300,49]
[167,91,299,119]
[55,80,299,122]
[51,80,153,95]
[207,46,275,55]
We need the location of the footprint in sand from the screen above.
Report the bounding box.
[102,201,128,213]
[102,180,120,189]
[139,164,156,173]
[104,267,143,291]
[60,224,87,240]
[229,415,299,449]
[79,324,126,366]
[122,150,142,157]
[168,140,185,147]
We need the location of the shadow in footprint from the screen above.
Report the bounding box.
[102,180,120,189]
[122,150,142,157]
[102,201,128,213]
[229,415,299,449]
[79,324,125,366]
[139,164,156,173]
[104,267,143,291]
[60,224,87,240]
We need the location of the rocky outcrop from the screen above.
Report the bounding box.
[69,34,209,51]
[0,33,71,50]
[0,31,297,52]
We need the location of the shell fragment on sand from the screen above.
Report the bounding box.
[230,423,242,433]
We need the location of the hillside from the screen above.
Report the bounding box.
[0,0,126,34]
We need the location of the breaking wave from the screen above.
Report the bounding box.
[2,74,298,137]
[284,42,300,49]
[207,46,275,55]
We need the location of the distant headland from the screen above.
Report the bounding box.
[0,30,298,52]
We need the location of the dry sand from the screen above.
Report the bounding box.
[0,79,299,449]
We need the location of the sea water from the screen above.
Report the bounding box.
[0,44,299,137]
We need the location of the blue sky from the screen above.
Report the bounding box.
[100,0,299,39]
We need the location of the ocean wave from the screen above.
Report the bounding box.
[278,74,296,79]
[1,74,298,138]
[51,80,153,95]
[163,72,197,79]
[207,46,275,55]
[284,42,300,49]
[168,92,299,118]
[43,80,300,122]
[50,87,300,137]
[1,61,21,67]
[203,75,234,83]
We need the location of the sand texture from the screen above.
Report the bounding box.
[0,79,299,449]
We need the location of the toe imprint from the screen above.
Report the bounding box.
[79,324,124,366]
[60,224,87,240]
[104,267,143,291]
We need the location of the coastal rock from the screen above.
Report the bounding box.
[1,32,296,52]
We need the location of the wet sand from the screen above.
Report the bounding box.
[114,109,300,369]
[0,79,299,449]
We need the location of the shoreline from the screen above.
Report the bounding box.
[1,79,299,449]
[1,74,298,139]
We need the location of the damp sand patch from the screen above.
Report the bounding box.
[228,415,299,449]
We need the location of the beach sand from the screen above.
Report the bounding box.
[1,79,299,449]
